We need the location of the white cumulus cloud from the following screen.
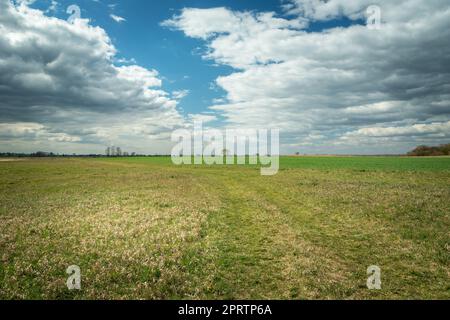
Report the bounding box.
[0,0,185,154]
[164,0,450,154]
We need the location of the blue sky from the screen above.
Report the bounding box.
[29,0,361,121]
[30,0,286,119]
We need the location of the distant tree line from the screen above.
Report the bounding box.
[0,152,105,158]
[0,152,170,158]
[0,152,58,158]
[408,144,450,157]
[105,146,136,157]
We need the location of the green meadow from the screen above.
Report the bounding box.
[0,156,449,299]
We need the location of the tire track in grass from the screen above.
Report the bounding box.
[244,169,450,299]
[199,170,349,299]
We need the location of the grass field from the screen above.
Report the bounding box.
[0,156,449,299]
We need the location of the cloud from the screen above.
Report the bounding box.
[162,7,306,69]
[343,121,450,138]
[0,0,184,153]
[164,0,450,154]
[187,113,217,124]
[282,0,370,21]
[0,122,81,142]
[0,122,45,138]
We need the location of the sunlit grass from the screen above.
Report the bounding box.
[0,157,449,299]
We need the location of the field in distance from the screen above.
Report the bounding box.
[0,156,449,299]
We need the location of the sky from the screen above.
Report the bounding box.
[0,0,449,155]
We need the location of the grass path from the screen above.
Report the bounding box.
[193,168,449,299]
[200,172,307,299]
[195,170,364,299]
